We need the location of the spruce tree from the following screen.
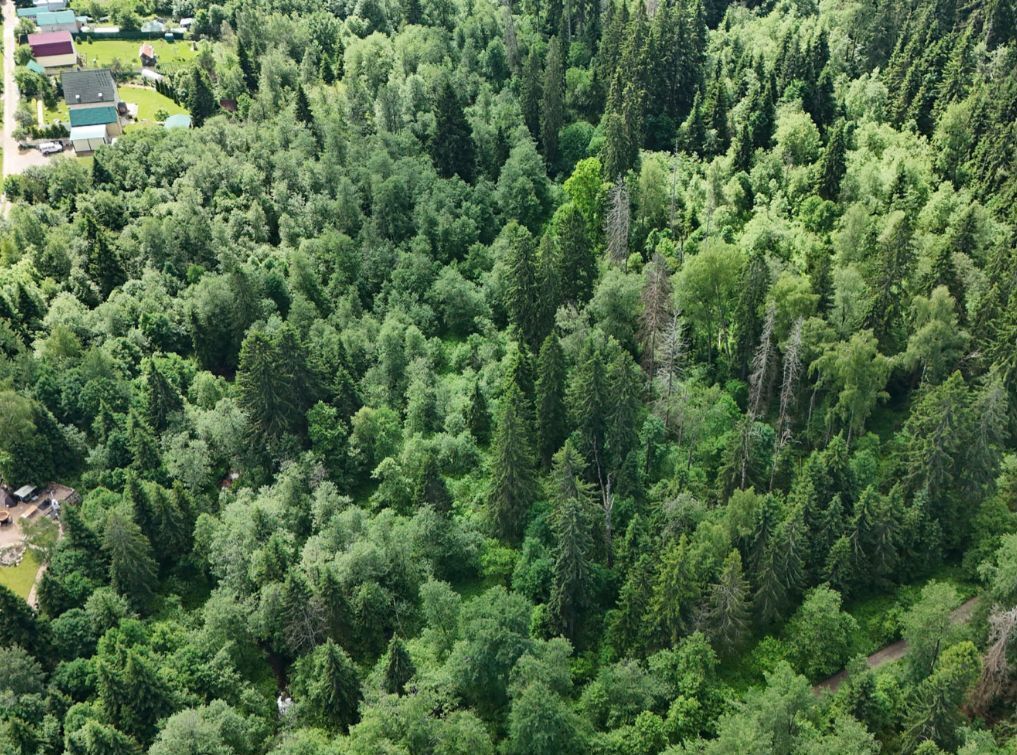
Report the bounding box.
[237,40,258,92]
[502,223,545,348]
[186,67,216,127]
[488,379,538,543]
[103,510,159,611]
[552,203,597,305]
[540,36,566,172]
[818,121,848,201]
[548,441,595,641]
[520,47,543,140]
[698,550,751,657]
[535,334,568,467]
[466,379,491,444]
[413,454,452,513]
[143,359,181,432]
[295,84,313,127]
[430,76,476,181]
[293,640,361,733]
[382,637,416,695]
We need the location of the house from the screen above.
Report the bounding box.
[164,113,191,129]
[140,19,166,33]
[16,0,67,18]
[139,43,156,66]
[27,31,76,71]
[62,69,123,153]
[35,9,79,33]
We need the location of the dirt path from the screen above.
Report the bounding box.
[814,596,981,693]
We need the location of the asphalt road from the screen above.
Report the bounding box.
[3,0,52,183]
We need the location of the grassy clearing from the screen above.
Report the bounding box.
[75,38,198,73]
[0,549,40,600]
[120,85,187,127]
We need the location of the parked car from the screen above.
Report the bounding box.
[38,142,63,156]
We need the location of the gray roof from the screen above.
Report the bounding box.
[61,69,118,106]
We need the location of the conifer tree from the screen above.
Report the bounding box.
[698,550,751,657]
[143,359,181,432]
[430,76,476,181]
[103,510,158,611]
[466,379,491,444]
[503,223,546,348]
[488,380,539,543]
[540,36,566,172]
[535,334,568,467]
[548,441,595,640]
[237,40,258,92]
[818,121,848,201]
[186,67,216,127]
[551,203,597,306]
[520,47,543,139]
[292,640,361,733]
[126,410,160,474]
[414,454,452,513]
[382,637,416,695]
[295,84,313,127]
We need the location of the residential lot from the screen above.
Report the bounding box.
[76,38,198,72]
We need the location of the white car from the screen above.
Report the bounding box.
[38,142,63,156]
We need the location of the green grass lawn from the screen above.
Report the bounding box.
[0,549,40,601]
[43,87,185,131]
[120,85,187,127]
[75,38,198,73]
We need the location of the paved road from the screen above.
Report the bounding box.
[814,596,981,693]
[2,0,49,180]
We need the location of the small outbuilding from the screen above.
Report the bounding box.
[139,43,156,66]
[163,113,191,129]
[13,485,37,502]
[69,124,111,154]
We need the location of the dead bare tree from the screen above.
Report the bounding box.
[654,313,686,432]
[972,605,1017,715]
[639,253,673,380]
[770,317,804,490]
[737,306,776,489]
[605,181,630,267]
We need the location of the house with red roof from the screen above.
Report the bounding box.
[27,31,77,72]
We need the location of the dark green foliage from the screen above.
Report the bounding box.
[430,76,476,182]
[488,380,539,543]
[186,68,216,127]
[0,0,1015,751]
[291,640,361,732]
[382,637,415,695]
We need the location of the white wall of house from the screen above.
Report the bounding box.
[37,22,79,33]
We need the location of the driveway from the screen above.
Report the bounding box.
[2,0,50,179]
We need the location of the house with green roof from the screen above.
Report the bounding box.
[36,9,78,33]
[61,69,124,153]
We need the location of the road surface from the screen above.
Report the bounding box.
[2,0,49,180]
[814,596,981,693]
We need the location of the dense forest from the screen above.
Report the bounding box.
[1,0,1017,751]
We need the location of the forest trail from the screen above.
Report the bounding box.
[814,596,981,694]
